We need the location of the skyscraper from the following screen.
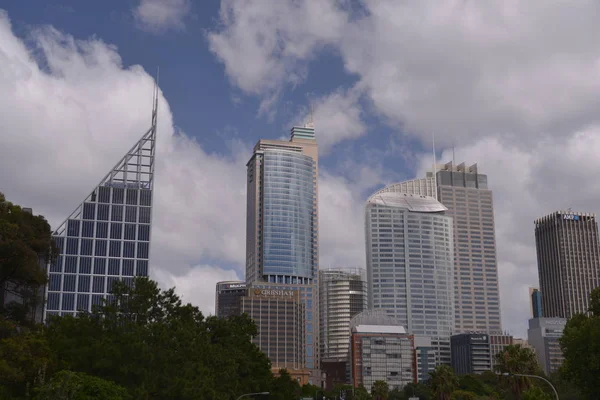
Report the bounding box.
[45,88,158,319]
[535,210,600,319]
[215,281,247,318]
[372,162,502,334]
[245,124,319,375]
[365,192,454,364]
[530,287,543,318]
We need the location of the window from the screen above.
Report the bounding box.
[140,189,152,206]
[79,257,92,274]
[81,239,93,256]
[95,240,107,256]
[111,205,123,222]
[63,275,76,292]
[112,188,124,204]
[125,207,137,223]
[92,295,104,307]
[50,256,63,272]
[47,293,60,310]
[110,224,122,239]
[137,242,149,259]
[107,277,119,292]
[62,293,75,311]
[92,276,105,293]
[66,238,78,255]
[126,189,138,205]
[108,259,120,275]
[67,220,80,236]
[96,222,108,238]
[98,186,110,203]
[138,225,150,241]
[78,275,91,292]
[122,260,134,276]
[64,256,77,273]
[123,242,135,258]
[97,204,109,221]
[136,260,148,276]
[49,274,61,291]
[139,207,151,223]
[93,258,106,275]
[77,294,90,311]
[124,224,136,240]
[109,241,121,257]
[83,203,96,220]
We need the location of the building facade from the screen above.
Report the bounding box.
[215,281,247,318]
[245,125,319,375]
[527,317,566,375]
[45,99,157,319]
[349,311,416,391]
[414,336,436,382]
[372,162,502,335]
[489,334,513,370]
[530,287,543,318]
[451,333,492,375]
[535,210,600,319]
[365,192,454,364]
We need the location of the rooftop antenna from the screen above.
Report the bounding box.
[452,140,456,166]
[432,133,437,200]
[305,100,315,129]
[151,67,159,128]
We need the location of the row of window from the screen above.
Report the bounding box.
[61,239,149,258]
[50,257,148,275]
[94,186,152,206]
[80,204,151,224]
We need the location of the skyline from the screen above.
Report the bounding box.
[3,1,600,339]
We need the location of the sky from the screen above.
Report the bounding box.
[2,0,600,338]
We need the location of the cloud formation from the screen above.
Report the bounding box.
[133,0,191,34]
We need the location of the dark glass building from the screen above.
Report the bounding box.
[450,333,492,375]
[215,281,247,318]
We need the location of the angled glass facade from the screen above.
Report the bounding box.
[45,110,156,319]
[262,150,316,282]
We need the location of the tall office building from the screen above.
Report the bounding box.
[450,333,492,375]
[45,90,158,319]
[375,162,502,334]
[365,192,454,364]
[530,287,543,318]
[528,317,566,374]
[535,210,600,319]
[245,124,319,375]
[215,281,247,318]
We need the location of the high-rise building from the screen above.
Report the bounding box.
[375,162,502,334]
[451,333,492,375]
[535,210,600,319]
[319,269,368,389]
[45,92,158,319]
[527,317,566,375]
[245,124,319,376]
[215,281,247,318]
[365,192,454,364]
[530,287,543,318]
[349,310,416,390]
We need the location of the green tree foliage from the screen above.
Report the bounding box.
[428,365,459,400]
[520,386,552,400]
[560,286,600,399]
[388,382,431,400]
[449,390,476,400]
[494,345,540,399]
[269,369,300,400]
[34,370,130,400]
[44,278,273,400]
[354,385,371,400]
[0,193,55,326]
[371,380,389,400]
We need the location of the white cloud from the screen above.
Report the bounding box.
[207,0,348,112]
[133,0,191,34]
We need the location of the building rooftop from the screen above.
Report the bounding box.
[366,192,447,213]
[352,324,407,334]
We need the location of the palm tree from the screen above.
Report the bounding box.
[494,344,540,399]
[428,365,459,400]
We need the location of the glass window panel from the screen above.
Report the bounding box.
[50,256,63,273]
[122,260,134,276]
[96,222,108,238]
[83,203,96,220]
[108,259,120,276]
[65,256,78,273]
[82,221,94,238]
[54,237,65,254]
[123,277,134,288]
[93,258,106,275]
[67,220,80,236]
[92,276,105,293]
[62,293,75,311]
[66,238,78,255]
[78,275,91,293]
[107,277,119,293]
[140,189,152,206]
[137,242,149,259]
[139,207,151,223]
[138,225,150,241]
[125,206,137,223]
[110,224,122,239]
[109,241,121,257]
[49,273,61,291]
[97,204,109,221]
[81,239,93,256]
[79,257,92,274]
[123,241,135,258]
[98,186,110,203]
[111,205,123,222]
[47,293,60,311]
[63,274,76,292]
[126,189,138,205]
[136,260,148,276]
[124,224,136,240]
[112,188,124,204]
[92,295,104,307]
[95,240,107,256]
[77,294,90,311]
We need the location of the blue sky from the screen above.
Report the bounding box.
[2,0,600,338]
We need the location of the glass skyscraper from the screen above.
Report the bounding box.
[45,97,157,319]
[245,124,319,376]
[365,192,454,364]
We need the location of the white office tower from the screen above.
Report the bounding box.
[365,192,455,365]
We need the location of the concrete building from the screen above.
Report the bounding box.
[530,287,543,318]
[451,333,492,375]
[374,162,502,334]
[349,311,416,391]
[215,281,247,318]
[319,269,368,389]
[489,334,514,370]
[535,210,600,319]
[528,317,566,375]
[45,91,158,319]
[414,336,436,382]
[245,124,319,377]
[365,192,454,365]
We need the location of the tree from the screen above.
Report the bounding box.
[494,345,540,399]
[34,370,130,400]
[560,287,600,399]
[521,386,552,400]
[0,192,55,325]
[371,380,389,400]
[269,369,300,400]
[449,390,476,400]
[354,384,371,400]
[428,365,459,400]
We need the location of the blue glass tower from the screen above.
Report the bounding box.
[44,87,158,319]
[246,124,319,377]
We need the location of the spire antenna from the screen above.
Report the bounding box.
[432,133,437,200]
[152,67,159,127]
[305,100,315,129]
